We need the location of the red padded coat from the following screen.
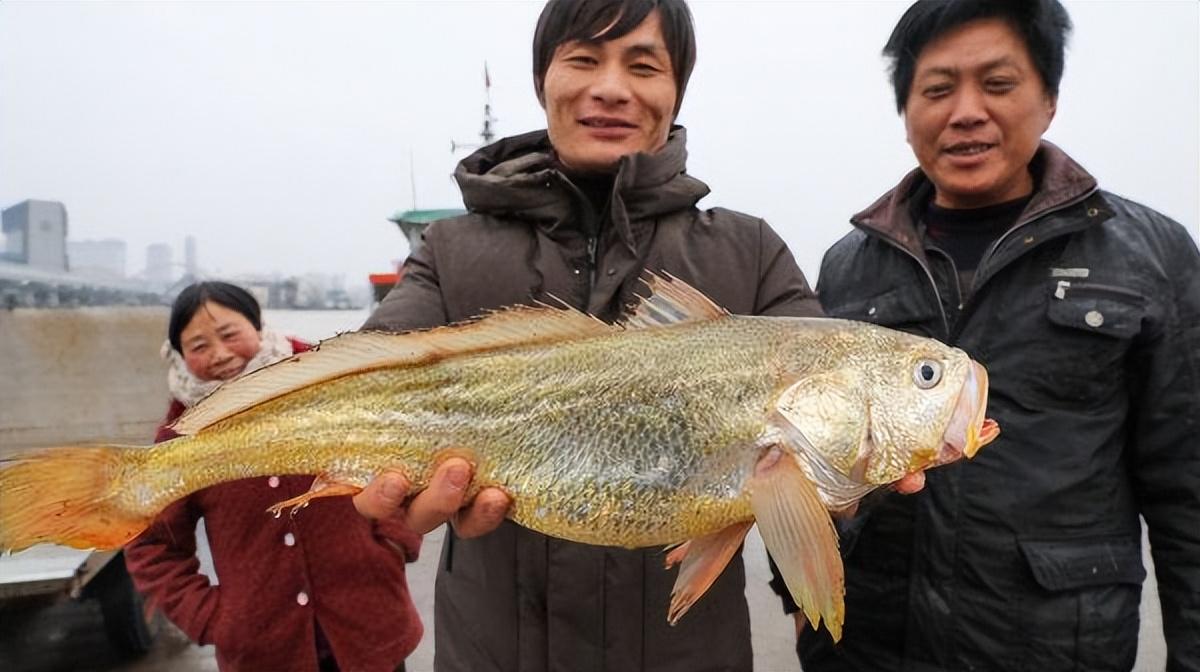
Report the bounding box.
[125,339,422,672]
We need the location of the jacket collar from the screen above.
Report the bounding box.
[850,140,1100,258]
[454,126,710,252]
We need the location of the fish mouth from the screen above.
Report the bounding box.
[937,361,1000,463]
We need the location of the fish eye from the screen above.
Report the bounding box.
[913,359,943,389]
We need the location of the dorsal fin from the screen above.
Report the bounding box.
[171,303,616,436]
[623,272,729,330]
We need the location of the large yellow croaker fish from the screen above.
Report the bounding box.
[0,276,998,640]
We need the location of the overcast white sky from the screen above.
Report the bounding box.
[2,1,1197,285]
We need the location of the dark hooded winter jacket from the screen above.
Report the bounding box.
[797,142,1200,672]
[365,127,820,672]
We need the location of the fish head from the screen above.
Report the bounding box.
[774,324,999,489]
[853,334,999,483]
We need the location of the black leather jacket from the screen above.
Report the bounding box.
[800,142,1200,672]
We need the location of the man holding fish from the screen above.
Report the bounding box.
[781,1,1200,671]
[350,0,939,670]
[352,0,819,669]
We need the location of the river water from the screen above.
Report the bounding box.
[262,308,373,343]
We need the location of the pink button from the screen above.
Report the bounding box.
[268,476,280,488]
[296,591,309,606]
[283,533,296,547]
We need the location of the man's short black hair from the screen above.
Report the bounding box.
[884,0,1072,113]
[533,0,697,116]
[168,281,262,353]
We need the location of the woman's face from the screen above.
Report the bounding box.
[179,300,262,382]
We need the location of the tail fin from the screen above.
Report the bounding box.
[0,446,151,554]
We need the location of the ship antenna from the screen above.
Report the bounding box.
[452,61,498,153]
[409,149,418,210]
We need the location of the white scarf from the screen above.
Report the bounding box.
[162,327,295,408]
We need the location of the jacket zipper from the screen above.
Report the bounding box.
[556,172,602,309]
[973,187,1099,290]
[925,244,965,310]
[949,187,1102,339]
[587,235,598,295]
[873,236,952,338]
[1052,281,1144,302]
[861,186,1099,341]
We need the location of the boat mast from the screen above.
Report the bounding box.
[452,62,497,152]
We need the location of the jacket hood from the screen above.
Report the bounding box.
[850,140,1099,260]
[454,127,710,251]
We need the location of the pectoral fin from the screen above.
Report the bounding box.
[749,446,845,641]
[665,520,754,625]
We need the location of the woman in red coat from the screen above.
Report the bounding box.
[124,281,421,672]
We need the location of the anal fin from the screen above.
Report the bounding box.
[663,541,690,569]
[750,446,845,641]
[666,520,754,625]
[266,472,366,518]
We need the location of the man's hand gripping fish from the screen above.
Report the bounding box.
[0,275,998,640]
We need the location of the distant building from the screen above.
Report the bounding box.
[68,239,126,278]
[2,199,69,271]
[241,282,272,309]
[184,235,198,281]
[145,243,174,287]
[237,276,299,310]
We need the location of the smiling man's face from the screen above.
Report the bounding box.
[904,18,1057,209]
[541,9,677,173]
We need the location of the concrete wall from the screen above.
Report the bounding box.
[0,307,169,453]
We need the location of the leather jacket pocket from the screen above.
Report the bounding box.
[1045,282,1146,340]
[1017,536,1145,671]
[824,283,940,333]
[1033,282,1147,406]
